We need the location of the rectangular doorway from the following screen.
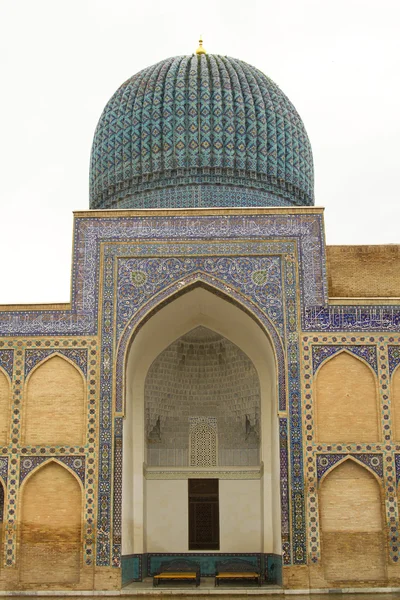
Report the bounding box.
[188,478,219,550]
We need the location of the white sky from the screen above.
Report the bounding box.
[0,0,399,304]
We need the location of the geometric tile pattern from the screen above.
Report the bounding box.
[0,212,332,336]
[0,457,7,485]
[89,55,314,210]
[279,418,290,564]
[304,306,400,332]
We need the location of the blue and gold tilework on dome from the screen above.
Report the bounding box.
[90,54,314,210]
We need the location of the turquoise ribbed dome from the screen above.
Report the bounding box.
[90,54,314,209]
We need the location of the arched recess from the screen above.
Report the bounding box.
[315,351,380,442]
[391,364,400,440]
[122,284,280,557]
[0,367,11,446]
[19,460,82,584]
[23,354,85,446]
[319,458,386,583]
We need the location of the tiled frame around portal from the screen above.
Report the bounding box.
[302,333,400,565]
[0,338,98,568]
[103,237,302,568]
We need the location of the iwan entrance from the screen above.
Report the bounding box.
[121,286,281,582]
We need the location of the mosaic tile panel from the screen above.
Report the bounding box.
[389,345,400,376]
[312,345,378,374]
[0,349,13,379]
[304,306,400,332]
[117,255,284,340]
[0,457,7,485]
[24,348,88,377]
[279,418,290,565]
[0,212,329,337]
[19,456,85,484]
[316,454,383,480]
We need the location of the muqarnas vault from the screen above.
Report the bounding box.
[1,44,400,592]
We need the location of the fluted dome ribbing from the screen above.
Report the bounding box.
[90,54,314,209]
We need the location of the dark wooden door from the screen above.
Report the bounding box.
[188,479,219,550]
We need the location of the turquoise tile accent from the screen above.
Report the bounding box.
[147,553,261,577]
[122,554,141,585]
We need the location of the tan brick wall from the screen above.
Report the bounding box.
[0,370,10,446]
[392,367,400,440]
[319,460,386,583]
[316,352,379,442]
[327,245,400,297]
[23,356,85,446]
[19,461,81,584]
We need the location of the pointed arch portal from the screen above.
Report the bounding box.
[122,285,281,559]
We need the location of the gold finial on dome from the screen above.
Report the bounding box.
[196,35,206,55]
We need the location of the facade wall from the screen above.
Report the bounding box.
[327,245,400,297]
[0,209,399,591]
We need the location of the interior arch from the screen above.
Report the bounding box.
[122,285,280,557]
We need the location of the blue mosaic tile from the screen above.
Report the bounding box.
[24,348,88,377]
[317,454,383,480]
[0,350,13,379]
[0,457,7,485]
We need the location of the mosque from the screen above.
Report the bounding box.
[1,38,400,593]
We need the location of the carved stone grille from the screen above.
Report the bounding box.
[189,417,218,467]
